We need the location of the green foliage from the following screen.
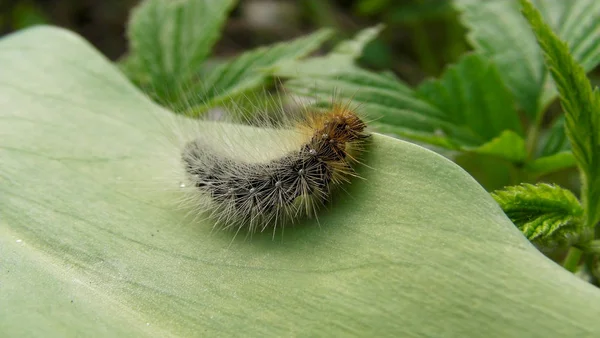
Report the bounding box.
[286,67,459,148]
[352,0,465,74]
[454,0,600,120]
[122,0,331,115]
[125,0,236,102]
[5,27,600,336]
[492,183,584,247]
[285,52,527,162]
[417,53,523,151]
[175,28,333,115]
[521,0,600,230]
[10,3,48,29]
[272,24,383,78]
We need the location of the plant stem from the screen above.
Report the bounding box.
[525,94,551,161]
[584,254,599,286]
[563,247,583,272]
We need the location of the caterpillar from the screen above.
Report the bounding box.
[177,99,371,235]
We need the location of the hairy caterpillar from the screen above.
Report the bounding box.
[179,101,370,234]
[147,88,371,238]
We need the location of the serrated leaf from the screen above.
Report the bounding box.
[4,27,600,336]
[272,25,383,78]
[453,0,542,117]
[125,0,236,104]
[177,28,333,114]
[454,0,600,119]
[521,0,600,229]
[331,24,384,58]
[417,53,523,146]
[492,183,584,247]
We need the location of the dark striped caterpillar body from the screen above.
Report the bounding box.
[181,105,370,233]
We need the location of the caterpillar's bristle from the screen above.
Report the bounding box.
[179,100,370,234]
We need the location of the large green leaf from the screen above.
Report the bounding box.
[3,26,600,336]
[454,0,600,119]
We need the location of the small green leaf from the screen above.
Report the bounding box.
[330,24,384,58]
[468,130,526,163]
[272,25,383,78]
[525,151,576,177]
[492,183,584,247]
[178,28,333,114]
[417,53,523,147]
[521,0,600,229]
[125,0,236,104]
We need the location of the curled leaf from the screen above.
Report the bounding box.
[492,183,584,248]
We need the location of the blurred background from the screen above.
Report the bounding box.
[0,0,468,86]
